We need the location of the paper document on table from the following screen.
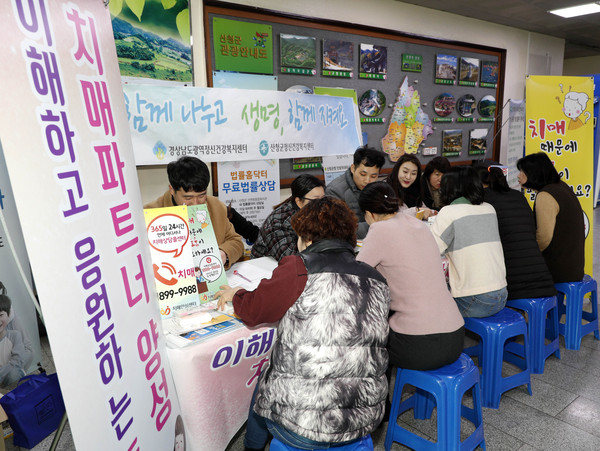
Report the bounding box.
[228,262,274,290]
[164,310,237,336]
[164,317,244,347]
[233,262,273,281]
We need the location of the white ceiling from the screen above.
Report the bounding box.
[398,0,600,59]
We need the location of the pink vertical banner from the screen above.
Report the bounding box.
[0,1,181,449]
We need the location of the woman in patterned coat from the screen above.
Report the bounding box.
[217,197,390,450]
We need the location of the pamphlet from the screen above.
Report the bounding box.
[187,204,228,304]
[144,206,199,318]
[164,316,244,347]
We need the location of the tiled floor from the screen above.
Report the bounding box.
[8,208,600,450]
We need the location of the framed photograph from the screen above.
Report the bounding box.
[359,44,387,79]
[459,57,479,86]
[480,61,499,88]
[442,129,462,157]
[434,93,456,117]
[359,89,386,117]
[478,95,497,117]
[469,128,488,155]
[280,34,317,75]
[322,39,354,77]
[457,94,477,117]
[435,54,457,85]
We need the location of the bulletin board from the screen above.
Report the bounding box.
[204,1,505,185]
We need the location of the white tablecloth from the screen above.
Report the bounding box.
[166,257,277,451]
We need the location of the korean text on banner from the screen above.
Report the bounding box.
[0,2,181,450]
[123,84,362,165]
[525,76,594,276]
[144,206,199,318]
[217,160,280,230]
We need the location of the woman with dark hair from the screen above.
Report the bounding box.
[421,156,451,210]
[516,152,584,283]
[217,197,390,450]
[474,165,556,300]
[386,154,423,208]
[386,154,435,219]
[431,167,507,317]
[251,174,325,261]
[357,182,464,370]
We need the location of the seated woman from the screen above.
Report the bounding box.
[357,182,464,371]
[251,174,324,261]
[430,167,507,317]
[386,153,434,219]
[516,152,585,283]
[386,153,423,208]
[217,197,390,450]
[421,156,451,210]
[474,165,556,301]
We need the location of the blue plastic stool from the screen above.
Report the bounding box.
[555,275,600,350]
[384,353,485,451]
[506,296,561,374]
[270,435,373,450]
[463,308,532,409]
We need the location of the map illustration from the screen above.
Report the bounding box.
[381,76,433,161]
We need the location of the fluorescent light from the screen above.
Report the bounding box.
[549,2,600,18]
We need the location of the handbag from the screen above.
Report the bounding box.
[0,372,66,449]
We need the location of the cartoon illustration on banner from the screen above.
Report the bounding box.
[525,75,594,275]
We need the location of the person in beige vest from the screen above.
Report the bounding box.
[144,156,243,269]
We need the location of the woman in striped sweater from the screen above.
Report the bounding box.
[430,166,507,317]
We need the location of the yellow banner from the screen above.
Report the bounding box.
[525,75,594,275]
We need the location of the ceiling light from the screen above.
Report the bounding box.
[548,2,600,18]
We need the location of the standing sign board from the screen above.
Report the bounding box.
[525,76,594,276]
[144,204,228,318]
[144,206,198,318]
[506,99,526,189]
[217,160,280,231]
[0,2,181,449]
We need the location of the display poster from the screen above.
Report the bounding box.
[187,204,228,303]
[124,84,362,165]
[110,0,192,85]
[525,76,594,276]
[0,2,181,449]
[145,206,198,317]
[506,99,526,189]
[217,160,280,231]
[213,17,273,74]
[0,146,42,387]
